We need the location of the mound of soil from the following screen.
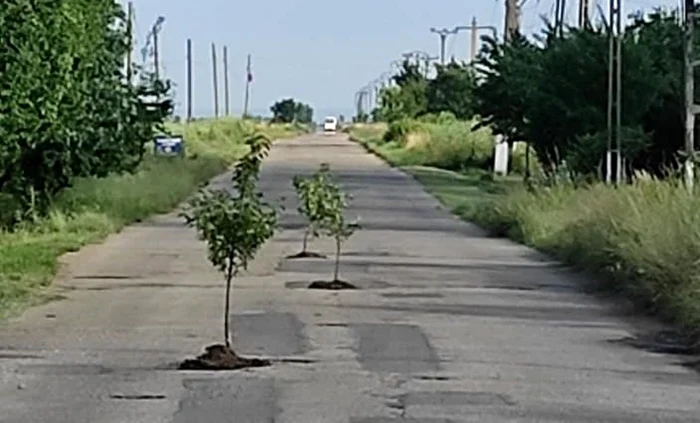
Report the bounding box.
[179,344,271,371]
[308,280,358,290]
[286,251,326,259]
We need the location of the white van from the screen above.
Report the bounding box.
[323,116,338,133]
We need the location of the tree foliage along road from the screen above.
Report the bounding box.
[0,0,172,223]
[371,8,694,178]
[270,98,314,123]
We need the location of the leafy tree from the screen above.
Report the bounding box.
[426,61,478,119]
[473,10,686,177]
[378,60,429,120]
[393,59,426,87]
[290,163,335,258]
[375,86,410,122]
[270,99,297,123]
[270,98,314,123]
[182,132,278,353]
[320,180,360,284]
[0,0,172,219]
[294,102,314,123]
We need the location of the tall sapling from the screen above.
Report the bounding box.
[180,132,278,370]
[308,171,361,290]
[288,163,334,258]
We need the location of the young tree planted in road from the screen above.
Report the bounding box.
[308,173,361,290]
[289,163,335,259]
[180,131,278,370]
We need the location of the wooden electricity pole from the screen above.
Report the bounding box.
[186,39,193,121]
[684,0,697,190]
[503,0,522,178]
[126,2,134,84]
[554,0,567,36]
[153,31,160,81]
[243,54,252,118]
[211,43,219,118]
[578,0,591,28]
[471,17,478,61]
[223,45,230,116]
[606,0,622,184]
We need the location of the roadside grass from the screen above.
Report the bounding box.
[470,180,700,336]
[406,166,521,218]
[349,122,521,217]
[0,118,301,319]
[351,122,700,340]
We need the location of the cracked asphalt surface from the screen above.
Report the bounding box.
[1,133,699,422]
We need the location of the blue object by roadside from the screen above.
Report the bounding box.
[154,135,185,156]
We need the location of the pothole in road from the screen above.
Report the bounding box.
[413,375,452,381]
[381,292,443,299]
[285,280,392,290]
[285,251,327,259]
[272,357,316,364]
[0,353,44,360]
[72,275,139,280]
[308,280,359,290]
[110,394,166,400]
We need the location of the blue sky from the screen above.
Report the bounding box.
[121,0,680,121]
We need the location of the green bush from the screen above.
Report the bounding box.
[510,142,541,175]
[383,118,424,145]
[419,121,493,171]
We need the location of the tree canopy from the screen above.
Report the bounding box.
[369,7,694,178]
[0,0,172,220]
[270,98,314,123]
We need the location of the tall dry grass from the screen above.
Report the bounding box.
[473,177,700,331]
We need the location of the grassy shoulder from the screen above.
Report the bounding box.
[350,122,700,339]
[0,118,303,319]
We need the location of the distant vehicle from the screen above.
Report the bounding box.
[323,116,338,133]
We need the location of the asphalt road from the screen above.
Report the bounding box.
[1,133,699,422]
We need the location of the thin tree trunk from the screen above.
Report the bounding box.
[333,237,341,282]
[524,143,531,182]
[302,226,310,252]
[224,259,234,348]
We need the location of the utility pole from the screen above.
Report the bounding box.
[153,31,160,80]
[554,0,567,36]
[454,22,497,62]
[430,27,458,64]
[471,17,478,61]
[140,16,165,79]
[603,0,624,183]
[186,39,193,122]
[211,43,219,118]
[504,0,521,42]
[578,0,590,28]
[223,45,230,116]
[500,0,529,177]
[605,0,622,184]
[684,0,697,190]
[243,54,252,118]
[126,2,134,83]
